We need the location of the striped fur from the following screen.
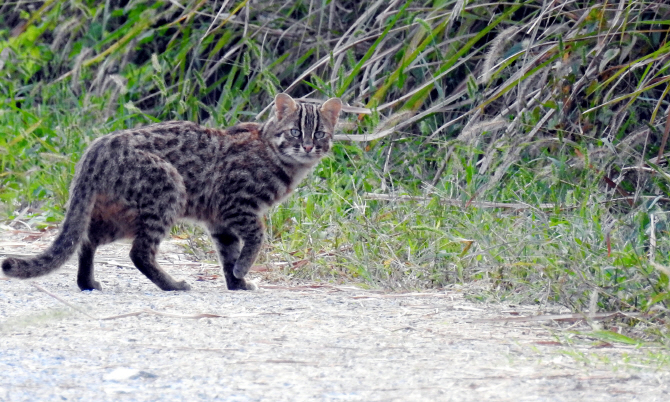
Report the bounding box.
[2,94,342,291]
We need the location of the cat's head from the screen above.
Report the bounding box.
[264,93,342,164]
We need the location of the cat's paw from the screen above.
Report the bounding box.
[162,280,191,291]
[78,280,102,292]
[226,277,258,291]
[232,262,250,279]
[174,280,192,291]
[244,280,258,291]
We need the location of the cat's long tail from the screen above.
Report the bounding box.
[2,179,95,279]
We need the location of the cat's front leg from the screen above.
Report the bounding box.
[231,217,264,281]
[214,212,264,289]
[210,225,257,291]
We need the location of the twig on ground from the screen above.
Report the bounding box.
[31,282,97,319]
[99,310,263,321]
[471,311,644,324]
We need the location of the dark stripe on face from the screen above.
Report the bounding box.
[302,104,319,139]
[314,104,320,137]
[298,104,305,136]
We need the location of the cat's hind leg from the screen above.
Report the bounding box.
[129,235,191,291]
[77,240,101,291]
[126,152,190,291]
[77,213,126,291]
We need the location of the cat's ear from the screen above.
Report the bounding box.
[320,97,342,126]
[274,93,298,121]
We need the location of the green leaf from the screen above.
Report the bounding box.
[337,1,411,98]
[589,331,641,346]
[648,291,670,308]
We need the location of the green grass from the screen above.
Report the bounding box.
[1,1,669,343]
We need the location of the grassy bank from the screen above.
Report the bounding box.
[1,1,669,341]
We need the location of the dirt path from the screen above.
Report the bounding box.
[1,228,669,401]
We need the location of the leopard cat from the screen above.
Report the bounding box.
[2,94,341,291]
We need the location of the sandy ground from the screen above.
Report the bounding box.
[1,227,669,401]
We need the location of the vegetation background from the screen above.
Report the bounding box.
[1,0,669,342]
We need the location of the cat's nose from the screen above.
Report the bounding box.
[303,144,313,153]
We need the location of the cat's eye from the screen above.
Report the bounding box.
[314,131,327,139]
[289,129,301,137]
